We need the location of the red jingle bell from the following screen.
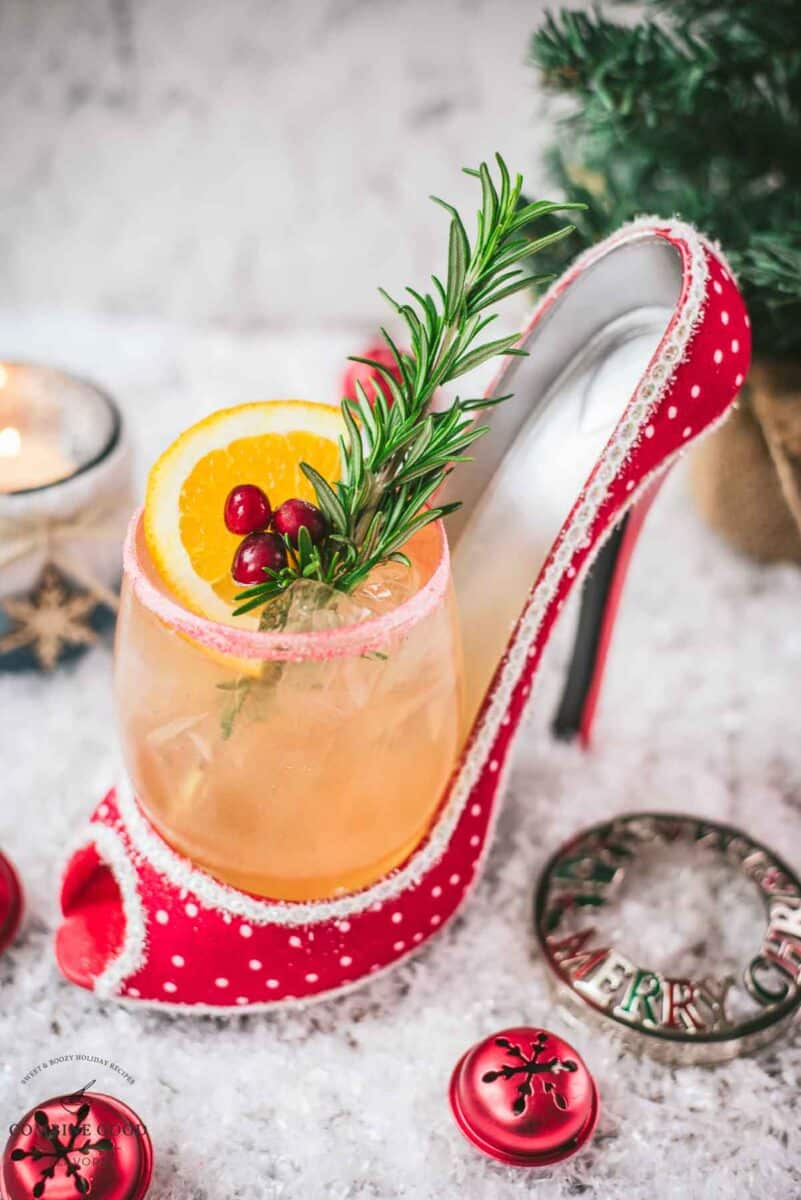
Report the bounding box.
[0,849,23,956]
[2,1091,152,1199]
[449,1026,599,1167]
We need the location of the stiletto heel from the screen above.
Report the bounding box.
[552,477,662,747]
[552,512,631,744]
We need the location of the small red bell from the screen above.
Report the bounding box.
[0,849,23,956]
[2,1090,152,1199]
[449,1026,599,1167]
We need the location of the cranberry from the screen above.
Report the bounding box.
[342,342,405,409]
[272,498,328,547]
[231,531,287,584]
[224,484,272,535]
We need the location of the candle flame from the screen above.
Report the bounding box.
[0,425,22,458]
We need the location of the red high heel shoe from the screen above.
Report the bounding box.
[56,219,750,1011]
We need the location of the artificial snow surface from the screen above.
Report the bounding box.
[1,314,800,1199]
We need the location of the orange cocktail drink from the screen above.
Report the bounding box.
[115,510,463,901]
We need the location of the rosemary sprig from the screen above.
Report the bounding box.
[233,154,581,617]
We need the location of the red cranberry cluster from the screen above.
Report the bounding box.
[225,485,328,585]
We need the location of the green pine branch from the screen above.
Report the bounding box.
[528,3,801,359]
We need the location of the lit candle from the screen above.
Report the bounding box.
[0,424,76,494]
[0,362,77,494]
[0,362,132,672]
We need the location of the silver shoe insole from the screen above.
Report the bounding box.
[452,306,674,726]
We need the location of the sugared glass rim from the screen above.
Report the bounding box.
[123,508,451,662]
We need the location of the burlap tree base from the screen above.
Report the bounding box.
[691,361,801,566]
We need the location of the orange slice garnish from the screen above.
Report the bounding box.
[144,401,342,626]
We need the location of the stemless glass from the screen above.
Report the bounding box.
[115,510,463,901]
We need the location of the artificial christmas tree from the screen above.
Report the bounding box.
[529,1,801,562]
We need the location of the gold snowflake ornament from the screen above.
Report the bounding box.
[0,567,98,669]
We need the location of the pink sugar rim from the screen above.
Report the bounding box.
[123,508,451,661]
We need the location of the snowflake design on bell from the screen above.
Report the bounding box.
[9,1103,112,1197]
[481,1032,578,1116]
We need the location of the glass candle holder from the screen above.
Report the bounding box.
[0,362,133,669]
[115,511,464,901]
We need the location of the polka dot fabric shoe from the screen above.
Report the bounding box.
[55,219,750,1011]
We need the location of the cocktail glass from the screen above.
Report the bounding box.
[115,510,463,902]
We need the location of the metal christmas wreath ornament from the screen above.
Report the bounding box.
[534,813,801,1064]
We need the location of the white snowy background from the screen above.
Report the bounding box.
[2,3,801,1198]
